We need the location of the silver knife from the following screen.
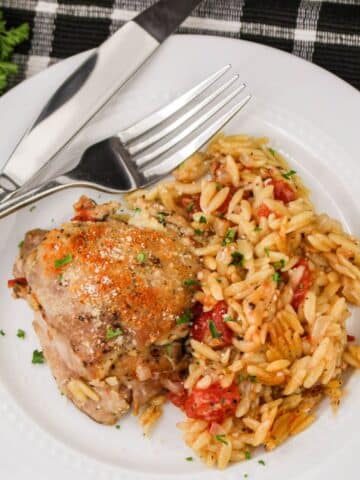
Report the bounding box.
[0,0,202,198]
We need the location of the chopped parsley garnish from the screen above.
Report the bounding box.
[230,251,244,266]
[157,212,167,225]
[0,329,5,336]
[16,329,25,339]
[32,350,44,364]
[106,327,123,340]
[237,373,246,382]
[176,310,192,325]
[54,254,73,269]
[29,205,36,212]
[186,457,194,462]
[254,226,262,232]
[199,215,207,224]
[194,229,202,236]
[249,375,258,383]
[268,148,276,156]
[18,240,24,248]
[186,202,195,212]
[264,247,270,257]
[216,183,222,191]
[134,207,142,213]
[115,425,121,429]
[214,434,228,445]
[272,271,281,285]
[136,252,148,263]
[183,278,200,288]
[258,459,266,466]
[223,228,236,245]
[282,169,297,180]
[273,259,286,270]
[244,450,252,460]
[209,320,221,339]
[224,315,235,322]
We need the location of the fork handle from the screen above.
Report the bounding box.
[0,176,72,219]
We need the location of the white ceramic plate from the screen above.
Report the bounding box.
[0,35,359,480]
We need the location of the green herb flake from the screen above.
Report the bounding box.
[183,278,200,288]
[0,329,5,336]
[106,327,123,340]
[115,425,121,430]
[199,215,207,224]
[272,271,281,285]
[136,252,148,263]
[54,254,73,269]
[164,343,173,357]
[194,228,202,236]
[258,459,266,466]
[223,228,236,245]
[273,259,286,270]
[281,169,297,180]
[249,375,258,383]
[185,457,194,462]
[186,202,195,212]
[29,205,36,212]
[245,450,252,460]
[223,315,235,322]
[230,251,244,266]
[214,434,228,445]
[134,207,142,213]
[209,320,221,339]
[237,373,246,382]
[16,329,25,339]
[268,148,276,156]
[254,226,262,232]
[216,183,223,191]
[176,310,192,325]
[264,247,270,257]
[32,350,44,364]
[18,240,24,248]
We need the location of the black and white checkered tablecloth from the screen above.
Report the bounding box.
[0,0,359,92]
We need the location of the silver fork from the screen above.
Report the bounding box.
[0,65,251,219]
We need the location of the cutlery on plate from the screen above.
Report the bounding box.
[0,0,203,200]
[0,66,251,218]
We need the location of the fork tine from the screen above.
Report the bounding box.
[118,65,231,144]
[135,85,247,167]
[141,94,251,181]
[128,76,244,156]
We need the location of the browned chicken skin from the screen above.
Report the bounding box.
[12,197,199,424]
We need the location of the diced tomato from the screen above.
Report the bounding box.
[216,187,236,215]
[71,213,98,222]
[178,194,201,216]
[191,301,233,348]
[257,203,272,218]
[271,179,296,203]
[243,190,253,200]
[347,335,356,342]
[183,383,240,423]
[7,277,27,288]
[167,390,187,409]
[291,259,312,310]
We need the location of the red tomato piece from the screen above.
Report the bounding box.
[291,259,313,310]
[271,179,296,204]
[216,187,236,215]
[7,277,27,288]
[178,194,201,216]
[257,203,272,218]
[71,213,98,222]
[347,335,356,342]
[191,301,233,348]
[183,383,240,423]
[167,390,187,409]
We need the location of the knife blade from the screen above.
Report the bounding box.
[0,0,202,196]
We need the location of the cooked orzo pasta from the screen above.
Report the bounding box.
[126,133,360,469]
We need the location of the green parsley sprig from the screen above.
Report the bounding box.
[0,11,29,93]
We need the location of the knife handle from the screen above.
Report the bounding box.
[135,0,202,42]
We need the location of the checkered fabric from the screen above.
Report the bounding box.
[0,0,359,92]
